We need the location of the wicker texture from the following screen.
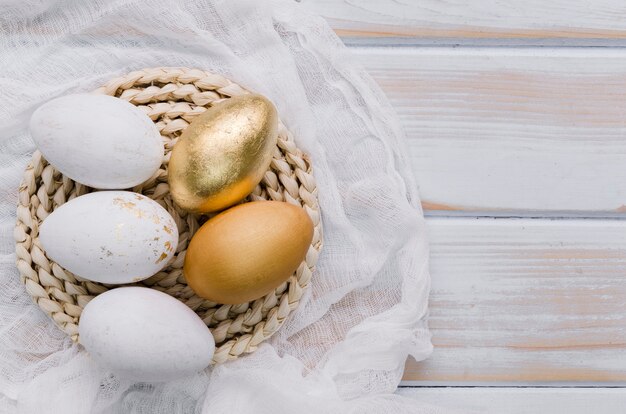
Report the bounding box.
[14,68,322,364]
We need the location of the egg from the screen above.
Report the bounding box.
[30,94,163,189]
[39,191,178,284]
[184,201,313,304]
[79,287,215,382]
[168,94,278,213]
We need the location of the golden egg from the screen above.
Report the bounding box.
[168,94,278,213]
[184,201,314,304]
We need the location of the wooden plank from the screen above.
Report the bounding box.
[301,0,626,43]
[355,47,626,215]
[396,387,626,413]
[401,217,626,384]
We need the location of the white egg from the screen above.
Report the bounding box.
[30,94,163,189]
[39,191,178,284]
[79,287,215,382]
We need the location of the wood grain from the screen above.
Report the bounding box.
[355,47,626,215]
[396,388,626,413]
[302,0,626,44]
[401,217,626,384]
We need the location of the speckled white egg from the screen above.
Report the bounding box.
[39,191,178,284]
[29,94,163,189]
[79,287,215,382]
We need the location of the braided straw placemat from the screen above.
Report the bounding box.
[14,67,322,364]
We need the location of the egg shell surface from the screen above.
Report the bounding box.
[29,93,163,189]
[39,191,178,284]
[184,201,314,304]
[79,287,215,382]
[168,94,278,213]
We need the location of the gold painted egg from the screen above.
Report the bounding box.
[168,94,279,213]
[184,201,314,304]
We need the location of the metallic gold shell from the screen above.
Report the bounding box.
[168,94,278,213]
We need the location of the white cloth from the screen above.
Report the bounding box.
[0,0,438,412]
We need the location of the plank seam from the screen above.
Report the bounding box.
[343,38,626,48]
[398,385,626,389]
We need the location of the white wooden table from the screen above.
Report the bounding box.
[303,1,626,412]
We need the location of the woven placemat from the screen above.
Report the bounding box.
[14,67,322,364]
